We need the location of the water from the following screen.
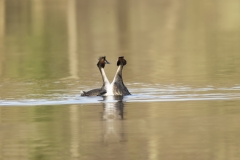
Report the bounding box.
[1,0,240,159]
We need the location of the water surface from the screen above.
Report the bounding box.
[1,0,240,160]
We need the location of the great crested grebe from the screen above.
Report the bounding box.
[81,56,110,96]
[81,56,130,96]
[107,56,131,96]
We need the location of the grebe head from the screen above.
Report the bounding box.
[97,56,110,68]
[117,56,127,66]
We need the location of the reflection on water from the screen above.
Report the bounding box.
[1,100,240,159]
[102,96,125,144]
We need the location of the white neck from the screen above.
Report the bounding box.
[112,66,122,84]
[100,67,110,85]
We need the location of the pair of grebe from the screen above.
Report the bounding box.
[81,56,131,96]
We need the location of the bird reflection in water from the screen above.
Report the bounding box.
[101,96,126,144]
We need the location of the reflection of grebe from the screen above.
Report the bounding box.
[103,96,124,120]
[102,96,125,144]
[81,56,110,96]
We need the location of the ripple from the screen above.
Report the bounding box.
[0,92,239,106]
[0,85,240,106]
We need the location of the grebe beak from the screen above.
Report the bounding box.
[105,60,110,64]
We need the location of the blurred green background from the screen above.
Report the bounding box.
[0,0,240,85]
